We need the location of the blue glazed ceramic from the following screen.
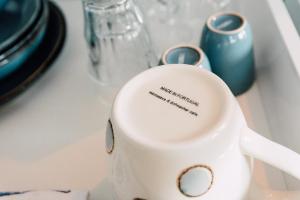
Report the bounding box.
[0,0,8,10]
[0,26,46,79]
[0,0,48,79]
[0,0,41,53]
[200,12,255,95]
[160,45,211,71]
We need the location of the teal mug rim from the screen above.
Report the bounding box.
[162,45,204,66]
[207,12,246,35]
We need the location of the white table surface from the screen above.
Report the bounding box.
[0,0,297,199]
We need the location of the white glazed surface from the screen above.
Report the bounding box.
[115,66,229,143]
[109,65,300,199]
[109,65,253,200]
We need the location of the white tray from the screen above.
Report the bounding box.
[0,0,299,199]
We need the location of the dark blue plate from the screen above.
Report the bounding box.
[0,0,8,10]
[0,1,66,104]
[0,0,47,79]
[0,0,41,53]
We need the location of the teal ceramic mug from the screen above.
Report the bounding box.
[160,45,211,71]
[200,12,255,96]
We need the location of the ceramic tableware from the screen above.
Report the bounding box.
[0,1,66,104]
[200,12,255,96]
[160,45,211,71]
[0,0,46,79]
[0,0,41,52]
[83,0,157,105]
[0,0,8,10]
[106,64,300,200]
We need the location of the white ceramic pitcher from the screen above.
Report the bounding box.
[105,64,300,200]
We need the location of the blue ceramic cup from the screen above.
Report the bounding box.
[160,45,211,71]
[200,12,255,95]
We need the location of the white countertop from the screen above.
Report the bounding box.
[0,0,109,193]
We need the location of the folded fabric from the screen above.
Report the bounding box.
[0,190,88,200]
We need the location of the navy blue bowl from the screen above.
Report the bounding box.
[0,0,41,53]
[0,0,48,79]
[0,0,8,10]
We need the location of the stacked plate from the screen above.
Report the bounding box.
[0,0,8,10]
[0,0,49,79]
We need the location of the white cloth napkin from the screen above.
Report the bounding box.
[0,190,88,200]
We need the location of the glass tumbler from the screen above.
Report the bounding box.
[136,0,233,55]
[137,0,194,55]
[82,0,158,103]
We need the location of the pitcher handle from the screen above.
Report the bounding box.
[240,127,300,180]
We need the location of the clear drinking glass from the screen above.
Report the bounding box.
[136,0,233,55]
[82,0,158,103]
[180,0,233,35]
[206,0,232,10]
[136,0,194,55]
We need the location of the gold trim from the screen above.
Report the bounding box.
[106,119,115,154]
[177,164,214,198]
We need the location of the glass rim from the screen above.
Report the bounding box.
[82,0,128,11]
